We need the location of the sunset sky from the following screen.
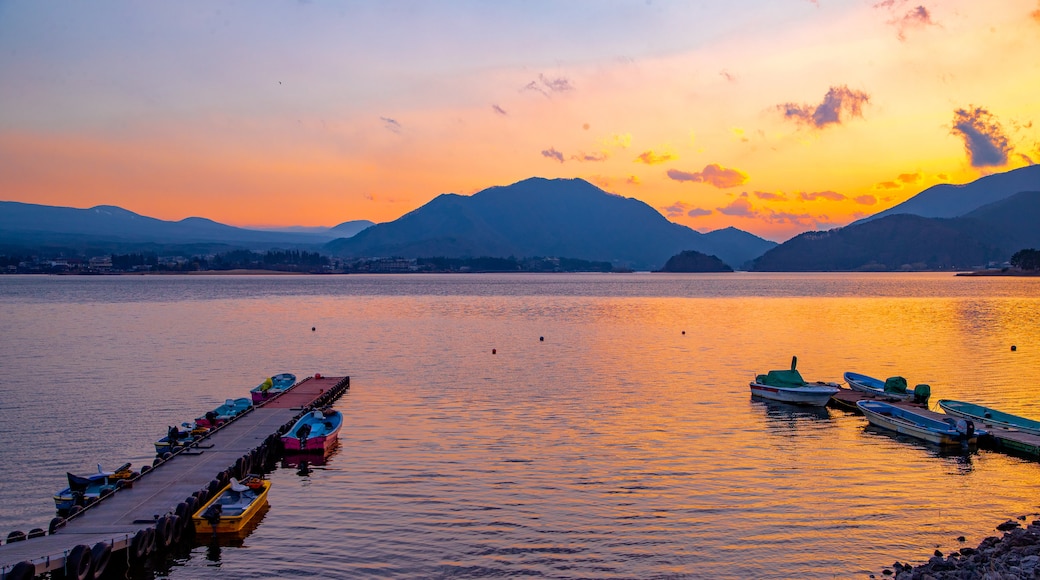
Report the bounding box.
[2,1,1038,242]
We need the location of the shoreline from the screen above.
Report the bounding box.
[955,269,1040,277]
[890,516,1040,578]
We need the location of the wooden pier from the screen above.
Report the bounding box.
[0,374,349,580]
[829,388,1040,458]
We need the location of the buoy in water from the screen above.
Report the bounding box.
[1011,345,1017,351]
[492,348,496,354]
[539,336,544,342]
[312,327,316,332]
[682,330,686,335]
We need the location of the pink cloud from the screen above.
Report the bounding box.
[799,190,845,201]
[541,147,565,163]
[635,150,675,165]
[667,164,749,188]
[951,106,1012,168]
[779,86,870,129]
[855,195,878,205]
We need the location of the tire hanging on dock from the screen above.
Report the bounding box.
[90,541,112,580]
[5,561,36,580]
[66,543,93,580]
[130,528,150,561]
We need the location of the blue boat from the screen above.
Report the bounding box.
[53,463,135,515]
[281,409,344,454]
[857,400,986,446]
[196,397,252,428]
[844,372,931,403]
[938,400,1040,436]
[154,422,209,455]
[251,372,296,403]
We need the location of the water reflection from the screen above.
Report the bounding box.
[861,425,978,473]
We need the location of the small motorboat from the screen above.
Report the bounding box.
[54,463,135,515]
[193,475,271,535]
[250,372,297,404]
[749,356,840,407]
[195,397,252,428]
[281,408,343,454]
[154,422,209,455]
[844,372,930,403]
[938,400,1040,436]
[857,400,986,446]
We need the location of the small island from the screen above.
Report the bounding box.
[656,250,733,273]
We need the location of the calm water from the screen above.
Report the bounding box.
[2,273,1039,579]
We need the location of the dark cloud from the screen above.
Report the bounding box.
[380,116,402,133]
[541,147,565,163]
[779,85,870,129]
[662,202,690,218]
[668,164,749,188]
[855,195,878,205]
[799,190,845,201]
[752,191,787,201]
[951,106,1011,167]
[492,104,508,116]
[635,150,675,165]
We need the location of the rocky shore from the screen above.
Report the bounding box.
[880,517,1040,579]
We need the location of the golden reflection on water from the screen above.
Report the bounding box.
[2,274,1040,579]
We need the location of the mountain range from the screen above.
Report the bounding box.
[325,177,774,270]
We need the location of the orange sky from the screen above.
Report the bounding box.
[1,1,1038,242]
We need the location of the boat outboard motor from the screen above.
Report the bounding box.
[296,423,312,443]
[955,419,975,439]
[202,503,223,526]
[913,384,931,404]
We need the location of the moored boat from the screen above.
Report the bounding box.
[844,372,930,403]
[192,475,271,535]
[857,400,985,446]
[195,397,252,428]
[250,372,297,404]
[749,356,840,407]
[281,408,343,454]
[938,400,1040,436]
[154,422,209,455]
[54,463,136,515]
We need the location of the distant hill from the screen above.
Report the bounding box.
[854,165,1040,224]
[751,190,1040,271]
[0,201,358,255]
[657,250,733,272]
[324,177,776,270]
[254,220,374,239]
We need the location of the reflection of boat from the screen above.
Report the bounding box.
[196,397,252,428]
[281,409,343,453]
[752,398,832,421]
[250,372,296,404]
[749,356,839,406]
[282,452,328,468]
[938,400,1040,436]
[844,372,930,403]
[857,400,986,446]
[54,463,135,515]
[193,475,271,535]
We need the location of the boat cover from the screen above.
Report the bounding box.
[756,369,807,388]
[883,376,908,393]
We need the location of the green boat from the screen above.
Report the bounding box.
[937,399,1040,436]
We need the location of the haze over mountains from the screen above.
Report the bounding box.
[1,165,1038,271]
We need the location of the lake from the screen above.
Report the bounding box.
[1,272,1039,579]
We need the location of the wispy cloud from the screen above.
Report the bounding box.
[603,133,632,149]
[541,147,565,163]
[752,191,787,201]
[874,181,900,190]
[855,195,878,205]
[717,198,756,217]
[662,201,692,218]
[779,85,870,129]
[667,164,749,188]
[873,172,921,190]
[889,5,937,40]
[521,74,575,97]
[491,104,508,116]
[380,116,402,134]
[799,190,845,201]
[1033,1,1040,23]
[951,106,1011,167]
[571,151,609,162]
[635,149,675,165]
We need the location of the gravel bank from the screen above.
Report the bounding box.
[880,517,1040,579]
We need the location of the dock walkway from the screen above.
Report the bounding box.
[0,375,348,579]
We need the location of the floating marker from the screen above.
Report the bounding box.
[1011,345,1017,351]
[539,336,544,342]
[312,327,316,332]
[682,330,686,335]
[492,348,497,355]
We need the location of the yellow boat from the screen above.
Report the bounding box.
[192,475,271,535]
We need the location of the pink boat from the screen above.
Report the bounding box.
[281,409,342,453]
[250,372,297,404]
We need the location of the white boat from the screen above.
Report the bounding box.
[857,400,985,446]
[749,356,840,407]
[843,372,930,403]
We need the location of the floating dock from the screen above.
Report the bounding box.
[830,388,1040,459]
[0,374,349,580]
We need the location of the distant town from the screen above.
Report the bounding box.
[0,250,621,274]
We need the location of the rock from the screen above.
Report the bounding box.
[997,520,1021,531]
[957,536,966,542]
[934,549,943,557]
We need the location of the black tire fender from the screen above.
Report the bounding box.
[90,541,112,580]
[130,528,149,560]
[5,561,36,580]
[66,543,93,580]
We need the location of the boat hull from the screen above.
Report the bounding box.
[281,431,338,453]
[938,399,1040,436]
[749,382,838,406]
[844,372,916,402]
[193,479,271,535]
[280,409,344,454]
[858,400,980,446]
